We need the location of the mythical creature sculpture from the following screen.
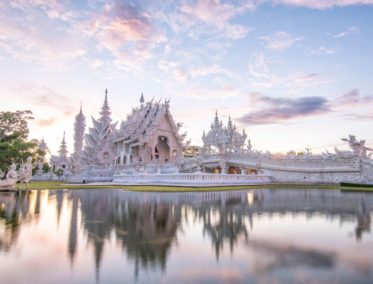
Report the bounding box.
[18,156,33,189]
[0,164,18,190]
[341,135,373,158]
[35,159,44,175]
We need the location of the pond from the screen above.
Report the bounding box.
[0,188,372,284]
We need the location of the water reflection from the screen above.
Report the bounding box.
[0,188,372,283]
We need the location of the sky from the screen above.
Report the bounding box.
[1,0,373,155]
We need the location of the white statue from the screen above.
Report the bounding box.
[18,156,33,189]
[342,135,373,158]
[35,159,43,175]
[0,164,18,190]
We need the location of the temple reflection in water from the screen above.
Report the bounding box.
[0,188,372,283]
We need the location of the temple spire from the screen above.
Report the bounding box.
[214,110,219,127]
[100,89,111,123]
[82,90,117,166]
[73,103,86,165]
[227,115,234,134]
[58,131,68,158]
[140,93,145,104]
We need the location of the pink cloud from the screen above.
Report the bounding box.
[271,0,373,9]
[165,0,253,40]
[0,1,85,69]
[259,31,304,50]
[35,117,59,127]
[87,2,166,70]
[12,82,75,116]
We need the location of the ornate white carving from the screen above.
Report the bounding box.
[113,95,185,166]
[341,135,373,158]
[71,103,86,172]
[202,112,249,155]
[82,89,117,167]
[18,156,33,189]
[0,164,18,190]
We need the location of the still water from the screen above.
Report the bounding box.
[0,188,372,284]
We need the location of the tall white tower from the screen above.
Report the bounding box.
[72,102,86,166]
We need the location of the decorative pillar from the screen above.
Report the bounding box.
[219,160,227,174]
[127,146,132,165]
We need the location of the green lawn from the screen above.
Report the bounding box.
[12,181,373,192]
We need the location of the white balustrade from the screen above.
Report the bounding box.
[113,172,271,185]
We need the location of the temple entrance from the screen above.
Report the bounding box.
[248,168,258,174]
[155,136,170,163]
[228,166,241,174]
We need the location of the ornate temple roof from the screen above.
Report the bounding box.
[202,112,248,153]
[114,96,185,146]
[51,132,71,165]
[82,90,117,166]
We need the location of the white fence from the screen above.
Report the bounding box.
[113,172,271,186]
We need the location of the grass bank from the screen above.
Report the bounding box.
[10,181,363,192]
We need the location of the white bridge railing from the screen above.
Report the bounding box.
[113,172,271,185]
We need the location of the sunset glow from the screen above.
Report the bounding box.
[1,0,373,154]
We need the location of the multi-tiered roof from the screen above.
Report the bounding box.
[50,132,71,168]
[114,97,186,146]
[83,89,117,166]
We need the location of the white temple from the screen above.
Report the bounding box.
[82,89,117,167]
[112,96,185,172]
[71,103,86,172]
[45,89,373,185]
[50,132,72,172]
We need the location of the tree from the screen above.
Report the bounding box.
[0,110,33,141]
[0,110,44,172]
[42,162,50,173]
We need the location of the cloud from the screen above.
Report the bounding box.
[190,64,235,78]
[0,1,85,69]
[179,85,241,100]
[0,1,166,72]
[12,82,75,117]
[248,53,334,90]
[159,59,235,82]
[308,46,336,55]
[332,89,373,106]
[238,89,373,125]
[164,0,253,40]
[239,94,329,125]
[35,117,59,127]
[259,31,303,50]
[270,0,373,9]
[333,26,358,38]
[345,113,373,120]
[86,2,166,71]
[248,53,270,78]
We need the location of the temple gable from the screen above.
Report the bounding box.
[112,97,185,166]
